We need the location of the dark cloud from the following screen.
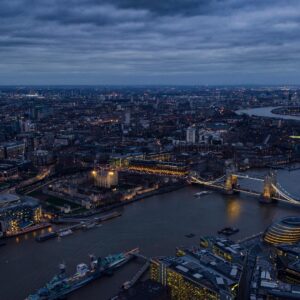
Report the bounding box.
[0,0,300,84]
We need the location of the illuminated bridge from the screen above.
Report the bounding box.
[121,159,188,177]
[190,171,300,206]
[119,159,299,205]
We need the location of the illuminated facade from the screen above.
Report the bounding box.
[261,172,277,200]
[150,245,243,300]
[92,168,118,188]
[264,217,300,245]
[274,244,300,284]
[0,194,42,236]
[200,236,246,264]
[225,173,238,192]
[151,261,219,300]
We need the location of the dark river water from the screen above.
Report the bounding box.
[1,169,300,300]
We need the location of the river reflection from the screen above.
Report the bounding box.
[226,197,241,223]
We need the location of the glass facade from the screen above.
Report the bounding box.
[0,197,41,235]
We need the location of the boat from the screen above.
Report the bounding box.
[82,222,97,231]
[218,227,239,236]
[36,232,58,242]
[122,280,131,290]
[58,229,73,237]
[185,233,195,238]
[99,211,122,222]
[194,191,212,197]
[26,248,139,300]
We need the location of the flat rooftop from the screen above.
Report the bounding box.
[0,194,20,206]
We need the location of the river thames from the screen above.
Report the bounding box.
[0,168,300,300]
[236,106,300,121]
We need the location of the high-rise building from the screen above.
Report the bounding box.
[186,126,196,144]
[0,141,25,159]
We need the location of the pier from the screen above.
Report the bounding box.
[52,211,122,224]
[123,261,150,290]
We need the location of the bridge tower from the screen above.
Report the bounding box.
[224,170,238,194]
[261,171,277,203]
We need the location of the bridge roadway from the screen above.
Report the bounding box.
[190,176,300,206]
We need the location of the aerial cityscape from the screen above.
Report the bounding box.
[1,1,300,300]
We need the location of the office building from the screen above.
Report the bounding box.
[0,141,25,159]
[264,216,300,245]
[186,126,196,144]
[0,194,42,236]
[151,245,242,300]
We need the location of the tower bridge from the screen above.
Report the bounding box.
[190,170,300,206]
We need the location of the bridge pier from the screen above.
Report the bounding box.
[259,171,277,203]
[223,172,239,195]
[191,170,298,205]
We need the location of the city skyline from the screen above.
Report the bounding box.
[0,85,300,299]
[1,0,300,85]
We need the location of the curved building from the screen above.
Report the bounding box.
[264,217,300,245]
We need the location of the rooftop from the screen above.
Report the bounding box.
[157,246,242,296]
[0,194,20,206]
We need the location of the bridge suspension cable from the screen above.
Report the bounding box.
[271,184,300,205]
[191,175,225,185]
[275,182,300,202]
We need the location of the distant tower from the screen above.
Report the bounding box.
[186,126,196,144]
[224,167,238,194]
[125,112,131,126]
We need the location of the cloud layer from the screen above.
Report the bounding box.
[1,0,300,84]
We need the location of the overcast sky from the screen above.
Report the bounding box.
[1,0,300,85]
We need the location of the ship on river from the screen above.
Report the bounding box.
[26,248,139,300]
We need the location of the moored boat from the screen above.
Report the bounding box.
[26,248,139,300]
[58,229,73,237]
[218,227,239,236]
[194,191,212,197]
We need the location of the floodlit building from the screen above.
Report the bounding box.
[0,194,42,236]
[264,216,300,245]
[151,245,243,300]
[92,168,118,189]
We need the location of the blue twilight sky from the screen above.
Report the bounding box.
[1,0,300,85]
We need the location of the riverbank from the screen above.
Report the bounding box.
[56,183,187,219]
